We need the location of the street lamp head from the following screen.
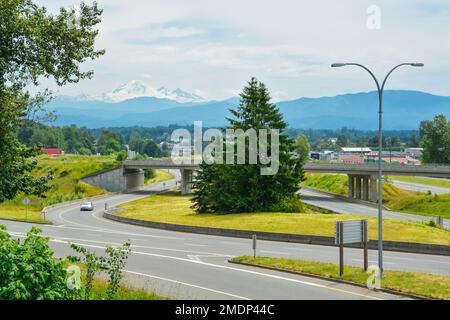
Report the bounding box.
[331,63,347,68]
[410,63,424,67]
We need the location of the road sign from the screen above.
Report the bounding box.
[335,220,369,275]
[335,220,368,245]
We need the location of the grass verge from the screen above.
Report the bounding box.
[90,278,168,300]
[302,173,450,219]
[231,256,450,300]
[116,191,450,245]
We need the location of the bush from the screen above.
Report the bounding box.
[68,241,131,300]
[144,169,155,180]
[0,226,76,300]
[74,182,87,194]
[116,151,128,162]
[268,195,304,213]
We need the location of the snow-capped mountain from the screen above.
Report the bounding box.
[89,80,205,103]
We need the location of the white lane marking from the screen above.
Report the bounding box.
[187,255,203,262]
[7,232,232,257]
[54,240,383,300]
[48,221,186,242]
[124,270,250,300]
[55,208,186,241]
[10,232,380,299]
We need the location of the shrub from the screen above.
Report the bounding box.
[144,169,156,180]
[0,226,76,300]
[68,241,131,300]
[268,195,304,213]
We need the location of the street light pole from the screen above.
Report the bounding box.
[331,62,423,276]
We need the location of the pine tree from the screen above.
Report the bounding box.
[191,78,305,213]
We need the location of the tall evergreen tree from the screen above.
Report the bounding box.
[192,78,305,213]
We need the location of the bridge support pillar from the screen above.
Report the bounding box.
[362,176,369,201]
[355,176,362,199]
[370,175,377,203]
[348,175,355,198]
[181,169,194,195]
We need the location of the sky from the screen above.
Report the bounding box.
[35,0,450,101]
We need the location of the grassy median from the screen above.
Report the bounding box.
[302,173,450,218]
[116,191,450,245]
[231,256,450,300]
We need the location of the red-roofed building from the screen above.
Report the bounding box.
[41,148,64,156]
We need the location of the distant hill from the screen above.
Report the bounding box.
[48,90,450,129]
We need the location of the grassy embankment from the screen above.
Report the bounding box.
[116,191,450,245]
[302,173,450,219]
[145,169,174,184]
[0,155,174,223]
[231,256,450,300]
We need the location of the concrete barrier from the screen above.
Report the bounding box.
[103,211,450,256]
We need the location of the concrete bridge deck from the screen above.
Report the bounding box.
[121,159,450,199]
[124,159,450,178]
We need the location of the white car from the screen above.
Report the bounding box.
[80,201,94,211]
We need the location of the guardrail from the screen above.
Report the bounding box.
[103,211,450,256]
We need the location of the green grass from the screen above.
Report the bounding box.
[0,154,119,222]
[90,278,168,300]
[388,176,450,189]
[232,256,450,300]
[145,169,174,184]
[302,173,450,219]
[116,191,450,245]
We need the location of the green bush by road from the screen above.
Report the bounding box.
[232,256,450,300]
[116,191,450,245]
[0,225,167,300]
[302,173,450,218]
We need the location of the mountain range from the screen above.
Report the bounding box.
[48,81,450,130]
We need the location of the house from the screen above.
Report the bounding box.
[405,148,423,159]
[41,148,64,156]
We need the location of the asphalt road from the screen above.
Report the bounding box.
[389,179,450,195]
[1,173,449,300]
[299,188,450,229]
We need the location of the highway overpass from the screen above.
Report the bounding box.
[88,160,450,202]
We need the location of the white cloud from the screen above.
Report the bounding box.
[34,0,450,100]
